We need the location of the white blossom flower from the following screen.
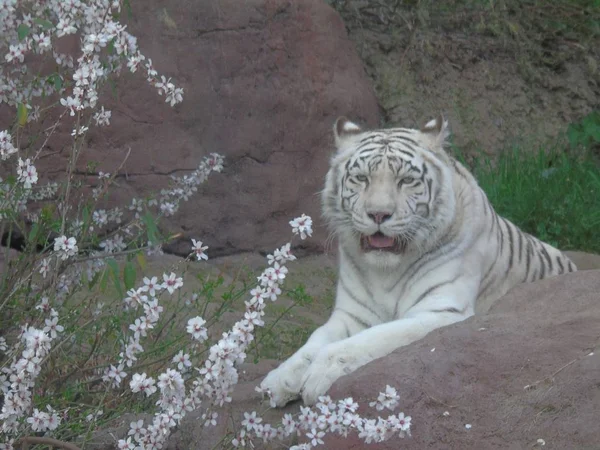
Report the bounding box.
[103,364,127,387]
[117,437,135,450]
[93,106,111,126]
[5,44,25,63]
[162,272,183,294]
[92,209,108,227]
[186,317,208,342]
[35,296,50,312]
[143,299,163,323]
[53,236,78,260]
[128,419,146,441]
[306,428,325,447]
[339,397,359,413]
[0,130,17,160]
[370,385,400,411]
[27,408,49,432]
[265,283,281,301]
[16,158,38,189]
[241,411,262,432]
[38,258,50,278]
[191,239,208,261]
[71,125,89,136]
[130,373,157,397]
[165,86,183,107]
[129,317,151,339]
[123,288,148,309]
[157,369,184,397]
[203,411,218,427]
[289,214,313,239]
[43,316,64,339]
[60,96,80,116]
[271,262,288,281]
[290,444,312,450]
[33,33,51,52]
[44,405,61,431]
[172,351,192,371]
[141,276,160,297]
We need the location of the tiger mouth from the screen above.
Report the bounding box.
[360,232,408,253]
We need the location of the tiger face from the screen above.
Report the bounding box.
[322,116,457,264]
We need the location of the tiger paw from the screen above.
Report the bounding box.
[260,351,315,407]
[300,344,365,406]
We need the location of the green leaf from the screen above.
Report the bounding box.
[136,252,147,271]
[17,103,28,126]
[99,268,109,292]
[107,39,115,55]
[28,223,40,246]
[142,213,160,245]
[33,18,53,30]
[48,73,62,91]
[123,261,136,290]
[106,258,123,297]
[17,24,30,41]
[40,204,56,224]
[124,0,133,18]
[88,269,102,289]
[81,205,91,232]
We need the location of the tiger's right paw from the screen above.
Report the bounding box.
[260,353,313,408]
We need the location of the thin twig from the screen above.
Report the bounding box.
[16,436,81,450]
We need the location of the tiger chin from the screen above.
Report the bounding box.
[260,114,577,407]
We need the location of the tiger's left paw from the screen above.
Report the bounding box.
[300,343,367,406]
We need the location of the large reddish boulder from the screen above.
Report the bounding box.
[29,0,380,257]
[324,270,600,449]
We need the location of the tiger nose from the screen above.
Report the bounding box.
[368,211,393,224]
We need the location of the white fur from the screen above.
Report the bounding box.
[260,117,572,407]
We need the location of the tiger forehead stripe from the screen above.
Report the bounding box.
[359,139,419,160]
[348,140,419,164]
[344,153,424,181]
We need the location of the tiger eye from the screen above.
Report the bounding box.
[399,177,415,186]
[356,175,368,182]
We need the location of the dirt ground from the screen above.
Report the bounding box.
[329,0,600,156]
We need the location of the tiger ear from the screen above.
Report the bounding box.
[333,116,363,148]
[420,113,450,152]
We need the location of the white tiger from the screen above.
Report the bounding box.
[260,115,577,407]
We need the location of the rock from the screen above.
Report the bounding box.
[31,0,380,258]
[565,250,600,270]
[325,270,600,449]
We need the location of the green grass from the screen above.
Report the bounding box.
[466,112,600,253]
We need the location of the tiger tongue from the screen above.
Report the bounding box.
[367,234,395,248]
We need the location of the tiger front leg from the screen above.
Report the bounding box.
[300,308,471,406]
[260,313,350,407]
